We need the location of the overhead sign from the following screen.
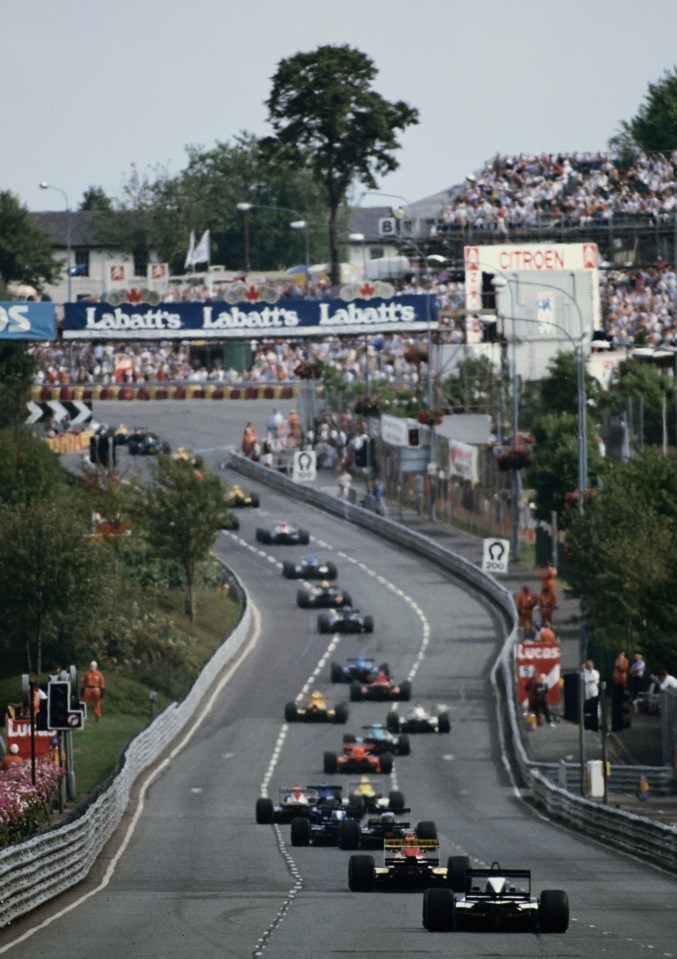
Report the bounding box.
[380,415,429,448]
[0,302,55,340]
[481,538,510,575]
[292,450,317,483]
[62,294,438,340]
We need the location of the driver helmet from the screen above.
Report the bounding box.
[291,784,306,802]
[310,690,324,703]
[381,812,395,824]
[404,830,416,841]
[305,554,318,565]
[279,521,288,530]
[330,808,347,822]
[321,580,330,589]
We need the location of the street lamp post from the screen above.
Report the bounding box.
[40,181,72,303]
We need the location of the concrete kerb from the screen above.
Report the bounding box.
[226,452,677,864]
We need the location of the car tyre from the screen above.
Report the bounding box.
[330,661,344,683]
[249,494,260,508]
[348,854,376,892]
[340,591,352,607]
[538,890,569,933]
[387,788,405,810]
[415,820,438,841]
[338,819,361,850]
[396,733,411,756]
[318,614,330,634]
[386,711,399,733]
[437,712,451,734]
[423,888,456,931]
[282,561,296,579]
[350,680,362,702]
[298,529,310,545]
[399,680,412,702]
[325,562,338,580]
[297,590,310,608]
[380,752,394,775]
[290,816,311,847]
[255,797,274,824]
[284,702,299,722]
[362,616,374,633]
[446,855,470,893]
[333,703,349,724]
[256,529,271,544]
[323,751,338,774]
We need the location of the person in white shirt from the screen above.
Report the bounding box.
[657,669,677,691]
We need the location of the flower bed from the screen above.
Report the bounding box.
[0,759,64,847]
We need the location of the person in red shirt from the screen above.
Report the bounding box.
[81,660,105,721]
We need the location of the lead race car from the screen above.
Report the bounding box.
[282,554,337,581]
[422,862,569,933]
[318,607,374,634]
[297,581,352,609]
[256,521,310,545]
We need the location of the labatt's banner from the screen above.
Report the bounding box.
[63,294,436,340]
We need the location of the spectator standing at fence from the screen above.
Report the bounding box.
[581,659,600,714]
[612,650,629,690]
[516,585,538,632]
[532,673,554,726]
[629,652,646,702]
[81,660,105,722]
[657,668,677,691]
[338,469,352,501]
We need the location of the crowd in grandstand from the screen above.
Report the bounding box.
[437,150,677,231]
[27,150,677,383]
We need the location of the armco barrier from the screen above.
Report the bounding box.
[0,586,252,929]
[32,384,298,403]
[227,452,677,867]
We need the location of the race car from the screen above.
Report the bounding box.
[422,862,570,933]
[285,690,348,724]
[343,723,411,757]
[348,840,469,892]
[318,607,374,634]
[256,521,310,545]
[297,582,352,609]
[126,430,171,455]
[350,671,412,702]
[282,555,337,581]
[330,657,388,684]
[324,743,393,775]
[345,776,405,814]
[289,804,363,848]
[340,811,437,851]
[226,485,260,508]
[255,784,339,824]
[386,704,451,734]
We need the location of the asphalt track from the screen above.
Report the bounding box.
[1,400,675,959]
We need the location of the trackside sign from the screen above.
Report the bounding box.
[63,294,437,340]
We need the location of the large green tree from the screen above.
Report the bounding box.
[264,45,419,287]
[599,357,675,449]
[0,426,65,502]
[0,342,37,430]
[0,497,112,673]
[131,457,233,621]
[566,450,677,669]
[610,66,677,155]
[0,191,60,293]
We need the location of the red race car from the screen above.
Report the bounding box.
[350,670,412,702]
[324,742,393,775]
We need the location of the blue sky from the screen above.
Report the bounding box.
[5,0,676,214]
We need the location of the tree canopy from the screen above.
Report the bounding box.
[0,342,38,430]
[610,66,677,155]
[264,45,419,287]
[0,191,60,293]
[92,134,329,275]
